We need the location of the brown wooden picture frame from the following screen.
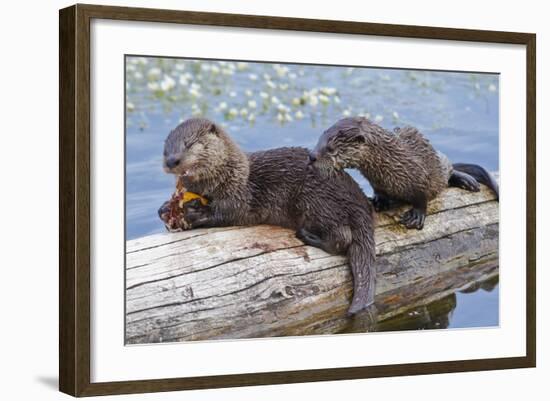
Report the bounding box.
[59,3,536,397]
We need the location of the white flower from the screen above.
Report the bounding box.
[245,89,253,97]
[320,87,337,96]
[271,96,280,104]
[277,104,290,112]
[488,84,497,92]
[273,64,289,77]
[277,113,284,122]
[218,102,228,111]
[260,92,269,99]
[190,83,201,91]
[248,74,258,81]
[147,67,162,80]
[237,62,249,71]
[189,87,202,98]
[179,75,188,86]
[295,110,304,119]
[319,94,330,104]
[228,108,238,118]
[210,65,220,74]
[285,113,293,122]
[342,109,351,117]
[126,102,135,112]
[392,111,400,119]
[266,80,277,89]
[247,100,257,109]
[240,108,248,116]
[279,83,289,91]
[334,96,341,104]
[309,95,319,107]
[291,97,301,106]
[160,75,176,91]
[248,113,256,122]
[133,71,143,80]
[229,91,237,98]
[375,114,384,122]
[147,82,160,91]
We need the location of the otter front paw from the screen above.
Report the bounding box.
[185,204,212,228]
[401,208,426,230]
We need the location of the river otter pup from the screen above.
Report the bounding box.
[310,117,499,230]
[158,118,376,315]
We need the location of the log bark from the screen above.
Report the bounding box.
[126,184,498,344]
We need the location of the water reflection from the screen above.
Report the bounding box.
[375,276,499,332]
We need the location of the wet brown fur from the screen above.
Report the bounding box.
[161,118,377,315]
[312,117,498,229]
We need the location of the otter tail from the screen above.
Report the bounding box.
[452,163,499,199]
[347,221,377,318]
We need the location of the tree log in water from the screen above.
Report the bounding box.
[126,184,498,344]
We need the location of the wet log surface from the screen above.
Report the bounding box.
[125,184,498,344]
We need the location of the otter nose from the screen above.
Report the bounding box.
[308,151,317,164]
[166,156,180,169]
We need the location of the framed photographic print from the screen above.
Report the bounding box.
[59,4,536,397]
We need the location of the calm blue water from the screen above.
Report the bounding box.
[125,56,499,330]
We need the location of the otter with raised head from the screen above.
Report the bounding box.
[310,117,499,230]
[158,118,376,315]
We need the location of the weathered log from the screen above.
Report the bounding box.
[126,184,498,344]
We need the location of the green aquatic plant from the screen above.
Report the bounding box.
[125,57,499,133]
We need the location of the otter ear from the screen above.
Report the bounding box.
[352,133,366,143]
[208,123,219,135]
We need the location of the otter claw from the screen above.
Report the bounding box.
[401,208,425,230]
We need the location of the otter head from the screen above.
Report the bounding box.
[309,117,368,173]
[163,118,233,183]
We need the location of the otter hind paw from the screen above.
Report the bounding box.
[401,208,426,230]
[296,228,323,248]
[449,171,480,192]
